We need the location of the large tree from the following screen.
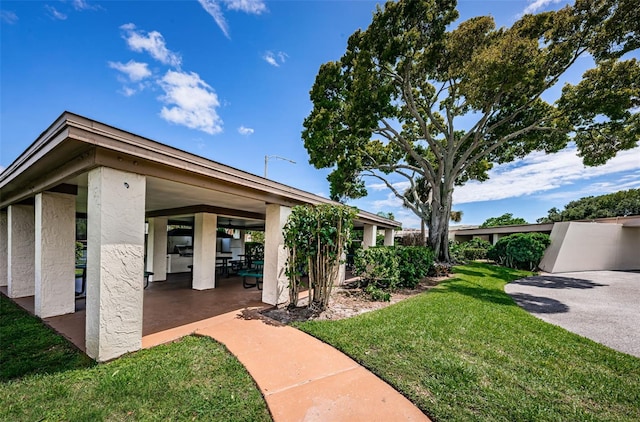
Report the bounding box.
[302,0,639,261]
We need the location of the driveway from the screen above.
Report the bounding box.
[504,271,640,358]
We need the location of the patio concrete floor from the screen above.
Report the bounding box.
[4,272,267,352]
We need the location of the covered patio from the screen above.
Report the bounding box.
[3,272,267,353]
[0,112,400,361]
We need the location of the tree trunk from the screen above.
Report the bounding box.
[427,184,454,262]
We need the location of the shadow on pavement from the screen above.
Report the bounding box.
[508,292,569,314]
[510,275,607,289]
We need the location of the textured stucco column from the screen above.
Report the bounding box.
[263,204,291,305]
[146,217,168,282]
[7,204,35,298]
[34,192,76,318]
[362,224,377,249]
[0,210,7,287]
[86,167,146,362]
[192,213,217,290]
[384,229,395,246]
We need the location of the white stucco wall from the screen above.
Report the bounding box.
[147,217,168,282]
[384,229,394,246]
[0,210,7,287]
[86,167,146,362]
[540,222,640,273]
[263,204,291,305]
[34,192,76,318]
[363,224,377,249]
[7,204,35,298]
[192,213,217,290]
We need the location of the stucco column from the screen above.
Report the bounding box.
[146,217,168,282]
[86,167,146,362]
[263,204,291,305]
[362,224,377,249]
[192,212,217,290]
[7,204,35,298]
[34,192,76,318]
[0,210,7,287]
[384,229,395,246]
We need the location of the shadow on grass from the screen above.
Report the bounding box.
[508,292,569,314]
[433,281,517,307]
[510,275,607,289]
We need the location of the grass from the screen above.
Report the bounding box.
[0,295,272,421]
[297,262,640,421]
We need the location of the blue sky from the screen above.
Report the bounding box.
[1,0,638,228]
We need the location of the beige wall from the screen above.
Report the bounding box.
[540,222,640,273]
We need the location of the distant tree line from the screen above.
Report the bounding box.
[537,189,640,223]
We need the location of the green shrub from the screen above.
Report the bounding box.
[364,285,391,302]
[488,233,551,270]
[395,246,434,288]
[353,246,400,290]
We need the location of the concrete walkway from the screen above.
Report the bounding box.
[157,308,429,422]
[505,271,640,358]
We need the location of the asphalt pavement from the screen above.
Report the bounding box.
[505,271,640,358]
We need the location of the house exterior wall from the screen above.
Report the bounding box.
[86,167,146,362]
[0,210,7,287]
[540,222,640,273]
[34,192,76,318]
[263,204,291,305]
[7,204,35,298]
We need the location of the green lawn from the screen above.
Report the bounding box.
[298,263,640,421]
[0,295,272,421]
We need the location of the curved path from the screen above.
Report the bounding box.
[145,308,429,421]
[505,271,640,358]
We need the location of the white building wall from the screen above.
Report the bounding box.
[263,204,291,305]
[192,213,217,290]
[7,204,35,298]
[34,192,76,318]
[362,224,377,249]
[147,217,168,282]
[0,210,7,287]
[540,222,640,273]
[86,167,146,362]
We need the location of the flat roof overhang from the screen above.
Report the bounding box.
[0,111,400,230]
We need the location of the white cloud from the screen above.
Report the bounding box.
[238,126,254,135]
[263,51,287,67]
[223,0,267,14]
[0,10,18,24]
[108,60,152,82]
[158,70,223,135]
[452,145,640,205]
[372,192,404,211]
[198,0,266,38]
[198,0,229,38]
[522,0,564,15]
[367,180,410,192]
[120,23,182,67]
[72,0,101,11]
[121,86,137,97]
[45,5,67,20]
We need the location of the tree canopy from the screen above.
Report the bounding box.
[537,189,640,222]
[479,213,528,228]
[302,0,639,261]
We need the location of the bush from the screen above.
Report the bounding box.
[395,246,434,288]
[353,246,400,290]
[354,246,435,300]
[488,233,551,270]
[460,238,492,261]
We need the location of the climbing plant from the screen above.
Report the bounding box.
[283,204,356,311]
